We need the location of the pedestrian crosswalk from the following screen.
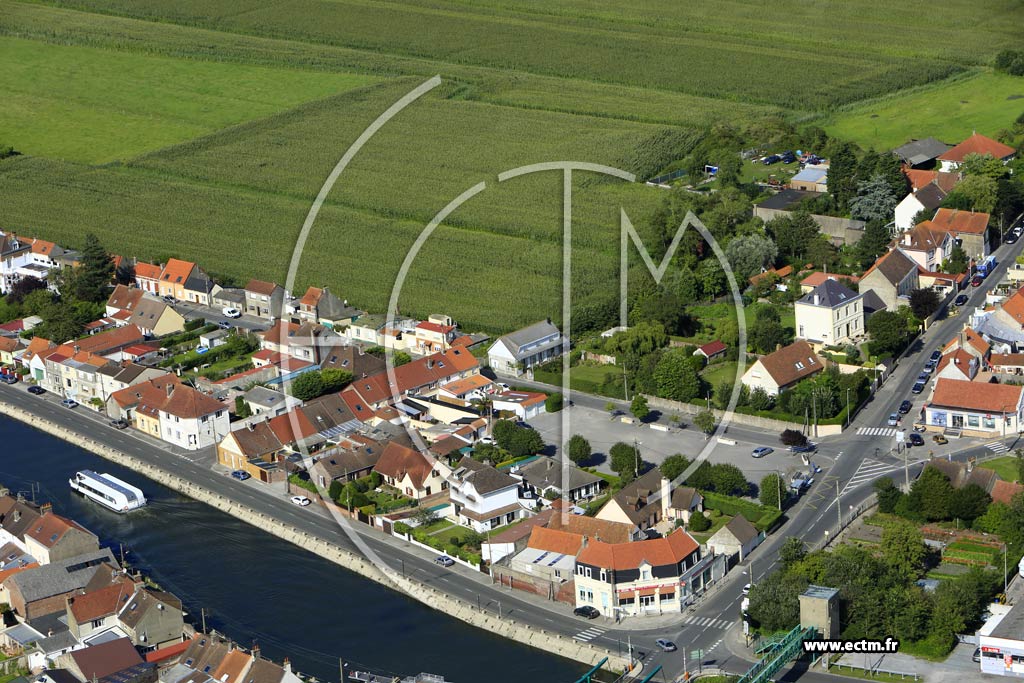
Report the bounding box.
[856,427,898,437]
[573,627,605,642]
[682,616,733,630]
[986,441,1010,453]
[844,458,898,490]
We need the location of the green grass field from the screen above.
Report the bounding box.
[3,0,1024,331]
[825,71,1024,151]
[0,35,380,163]
[978,455,1020,483]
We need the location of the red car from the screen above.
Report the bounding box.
[971,275,984,287]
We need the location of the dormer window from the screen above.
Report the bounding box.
[794,362,805,370]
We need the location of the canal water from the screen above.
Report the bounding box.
[0,416,587,682]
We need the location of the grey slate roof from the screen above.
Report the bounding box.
[454,457,519,495]
[893,137,951,166]
[314,288,362,321]
[243,386,290,411]
[517,457,602,494]
[723,514,759,544]
[868,248,918,286]
[914,183,947,210]
[128,298,171,329]
[797,278,860,308]
[495,320,561,360]
[8,549,117,602]
[861,290,886,317]
[755,188,821,211]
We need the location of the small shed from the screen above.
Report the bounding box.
[695,341,727,362]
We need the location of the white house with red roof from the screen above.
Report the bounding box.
[573,528,713,617]
[925,378,1023,437]
[937,133,1016,172]
[412,315,457,355]
[491,390,547,420]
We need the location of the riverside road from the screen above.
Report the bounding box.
[2,230,1023,681]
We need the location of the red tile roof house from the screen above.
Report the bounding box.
[740,340,824,396]
[373,442,449,500]
[925,378,1024,437]
[694,340,727,362]
[929,207,991,263]
[938,133,1016,172]
[573,528,714,618]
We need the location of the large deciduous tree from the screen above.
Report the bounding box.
[726,234,778,282]
[909,288,941,321]
[850,174,899,222]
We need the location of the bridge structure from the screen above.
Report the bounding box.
[737,625,817,683]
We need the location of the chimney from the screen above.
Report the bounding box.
[581,535,588,548]
[40,502,52,516]
[247,422,254,431]
[967,457,975,473]
[283,657,292,673]
[660,477,672,519]
[813,294,820,306]
[903,233,911,246]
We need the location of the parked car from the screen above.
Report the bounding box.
[762,154,781,165]
[27,385,45,395]
[110,419,129,429]
[971,275,984,287]
[887,413,899,426]
[913,423,927,433]
[434,555,455,568]
[230,470,251,481]
[953,294,968,307]
[290,495,311,507]
[655,639,678,652]
[573,605,600,619]
[1006,234,1018,244]
[222,307,241,318]
[742,583,752,596]
[898,400,912,415]
[973,648,982,663]
[752,446,773,458]
[930,350,943,362]
[908,433,924,447]
[162,295,175,304]
[933,434,948,444]
[912,381,927,394]
[2,375,18,384]
[789,443,816,453]
[478,436,495,445]
[923,360,936,372]
[60,399,78,409]
[780,151,797,163]
[218,321,232,330]
[917,372,930,382]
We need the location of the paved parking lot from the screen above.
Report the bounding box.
[526,405,828,483]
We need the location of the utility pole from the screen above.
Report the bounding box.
[846,388,851,429]
[904,443,909,492]
[812,392,818,439]
[339,658,344,683]
[777,471,782,511]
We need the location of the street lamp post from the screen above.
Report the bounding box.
[846,388,851,428]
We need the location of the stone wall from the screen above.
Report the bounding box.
[0,402,629,672]
[644,395,844,437]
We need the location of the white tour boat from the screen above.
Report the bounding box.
[69,470,147,513]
